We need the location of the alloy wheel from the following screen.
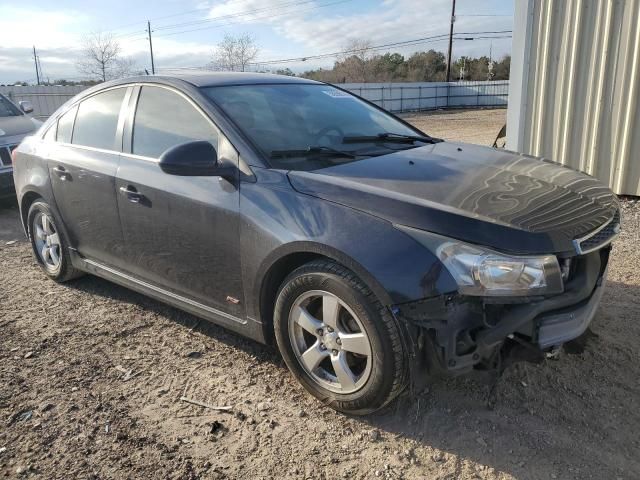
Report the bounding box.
[288,290,372,394]
[33,212,62,270]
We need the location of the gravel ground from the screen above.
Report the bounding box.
[1,110,639,480]
[400,108,506,146]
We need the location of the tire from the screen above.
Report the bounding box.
[274,259,407,415]
[27,200,83,282]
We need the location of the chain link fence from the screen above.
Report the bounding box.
[342,81,509,113]
[0,81,509,120]
[0,86,86,120]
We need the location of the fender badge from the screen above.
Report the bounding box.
[226,296,240,304]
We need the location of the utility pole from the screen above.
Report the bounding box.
[445,0,456,82]
[33,46,40,85]
[37,55,45,85]
[147,21,156,74]
[487,41,495,81]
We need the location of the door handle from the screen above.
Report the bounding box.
[53,166,70,181]
[119,186,144,203]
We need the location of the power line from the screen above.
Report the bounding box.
[153,0,318,32]
[251,35,448,65]
[247,30,512,66]
[115,0,352,41]
[150,0,354,40]
[105,0,263,36]
[155,31,511,73]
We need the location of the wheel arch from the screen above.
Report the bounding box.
[19,190,43,235]
[257,242,393,344]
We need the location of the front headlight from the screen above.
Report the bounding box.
[396,225,564,296]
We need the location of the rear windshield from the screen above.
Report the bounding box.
[0,95,22,118]
[202,84,422,171]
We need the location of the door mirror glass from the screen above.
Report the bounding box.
[19,101,34,114]
[159,140,220,176]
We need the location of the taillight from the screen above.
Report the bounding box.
[10,146,18,164]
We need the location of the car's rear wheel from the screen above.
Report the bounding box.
[274,259,407,414]
[27,200,83,282]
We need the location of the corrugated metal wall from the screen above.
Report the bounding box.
[0,85,86,120]
[507,0,640,196]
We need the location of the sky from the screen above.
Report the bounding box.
[0,0,514,84]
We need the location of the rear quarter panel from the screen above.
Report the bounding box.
[13,136,57,232]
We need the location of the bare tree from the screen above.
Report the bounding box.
[114,57,138,78]
[335,38,374,82]
[213,34,259,72]
[77,32,135,82]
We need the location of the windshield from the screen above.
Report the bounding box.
[202,84,428,171]
[0,94,22,118]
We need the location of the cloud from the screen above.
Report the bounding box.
[202,0,512,68]
[0,5,88,49]
[0,5,217,82]
[0,0,512,83]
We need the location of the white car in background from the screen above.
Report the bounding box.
[0,93,41,200]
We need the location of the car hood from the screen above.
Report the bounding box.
[287,142,619,255]
[0,115,38,140]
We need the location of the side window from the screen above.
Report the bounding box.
[56,105,77,144]
[72,88,126,150]
[132,86,218,159]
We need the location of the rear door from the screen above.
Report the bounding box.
[115,85,244,318]
[47,87,129,267]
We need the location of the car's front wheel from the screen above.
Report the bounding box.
[274,259,407,414]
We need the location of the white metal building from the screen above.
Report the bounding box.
[507,0,640,196]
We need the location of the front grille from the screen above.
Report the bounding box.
[573,209,620,255]
[0,144,17,167]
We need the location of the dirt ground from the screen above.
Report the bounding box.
[1,110,639,480]
[400,109,506,146]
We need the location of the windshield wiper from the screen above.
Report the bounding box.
[342,132,439,144]
[269,146,357,159]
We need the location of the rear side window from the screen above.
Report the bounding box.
[72,88,126,150]
[56,106,77,144]
[132,86,217,159]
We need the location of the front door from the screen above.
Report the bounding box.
[115,85,244,318]
[47,87,129,267]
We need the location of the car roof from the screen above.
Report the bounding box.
[107,71,322,88]
[43,72,327,131]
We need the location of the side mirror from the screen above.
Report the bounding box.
[19,101,34,114]
[159,140,235,179]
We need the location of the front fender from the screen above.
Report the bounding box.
[239,168,458,324]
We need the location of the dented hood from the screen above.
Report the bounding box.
[287,142,618,255]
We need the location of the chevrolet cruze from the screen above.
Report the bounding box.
[13,73,620,414]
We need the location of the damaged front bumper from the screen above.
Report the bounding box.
[392,247,610,375]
